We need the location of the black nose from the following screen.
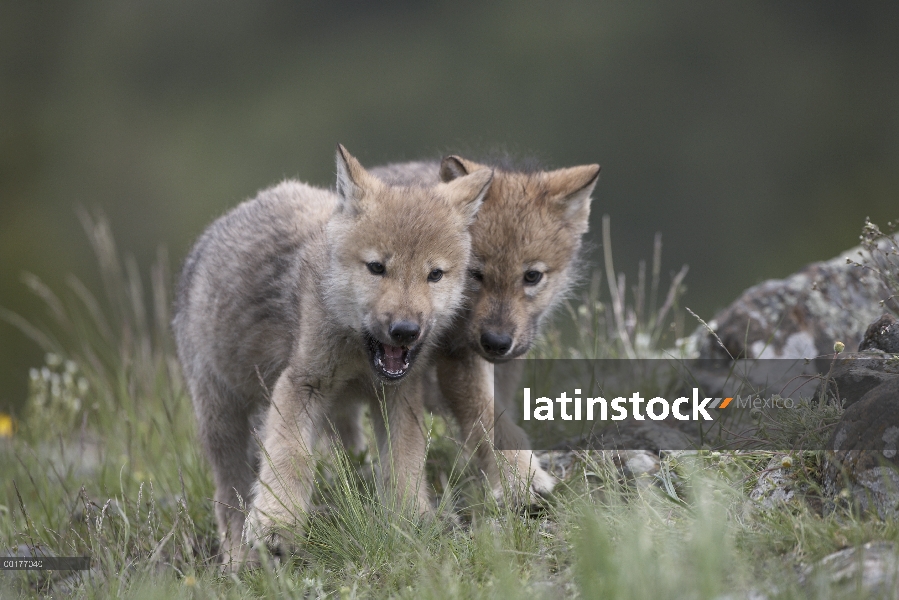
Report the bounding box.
[389,321,420,345]
[480,331,513,356]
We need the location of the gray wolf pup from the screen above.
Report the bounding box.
[370,156,600,504]
[173,145,491,566]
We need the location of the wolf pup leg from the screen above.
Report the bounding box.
[435,352,553,507]
[188,374,261,567]
[244,364,329,553]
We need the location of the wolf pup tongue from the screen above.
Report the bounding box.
[382,345,406,373]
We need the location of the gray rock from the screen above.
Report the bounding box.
[802,542,899,596]
[694,236,898,361]
[817,351,899,409]
[749,456,803,510]
[535,448,663,490]
[859,313,899,353]
[827,378,899,455]
[824,378,899,518]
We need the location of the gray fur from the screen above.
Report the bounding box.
[173,181,334,565]
[173,148,491,567]
[370,160,441,187]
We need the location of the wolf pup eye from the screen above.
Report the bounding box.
[427,268,444,282]
[468,269,484,282]
[523,270,543,285]
[367,262,386,275]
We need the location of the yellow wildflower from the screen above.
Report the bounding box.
[0,413,14,438]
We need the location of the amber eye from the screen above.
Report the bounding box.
[468,269,484,282]
[427,268,444,282]
[523,270,543,285]
[367,262,385,275]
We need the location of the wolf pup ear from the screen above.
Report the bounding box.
[441,168,493,223]
[546,164,600,234]
[439,155,486,183]
[335,144,380,214]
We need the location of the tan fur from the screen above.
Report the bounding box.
[444,157,597,359]
[173,146,490,568]
[370,157,600,503]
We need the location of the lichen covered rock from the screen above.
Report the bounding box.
[694,236,898,361]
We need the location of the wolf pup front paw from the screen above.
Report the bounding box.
[493,448,556,510]
[243,501,301,560]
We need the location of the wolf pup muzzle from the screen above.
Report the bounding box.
[365,320,423,381]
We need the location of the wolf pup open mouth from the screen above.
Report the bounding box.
[366,334,419,381]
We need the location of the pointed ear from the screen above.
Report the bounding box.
[441,167,493,223]
[439,155,487,182]
[546,164,600,234]
[335,144,380,214]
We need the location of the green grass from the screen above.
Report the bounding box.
[3,214,899,598]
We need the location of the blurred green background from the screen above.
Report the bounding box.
[2,1,898,413]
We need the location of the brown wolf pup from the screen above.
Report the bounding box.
[370,156,600,504]
[172,145,491,566]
